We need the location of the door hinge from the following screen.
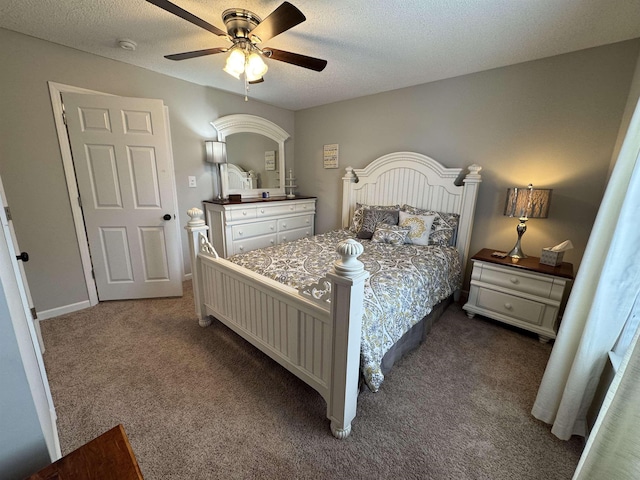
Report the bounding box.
[62,111,67,126]
[31,307,38,320]
[78,196,82,208]
[4,206,11,221]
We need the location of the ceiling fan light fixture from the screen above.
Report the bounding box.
[223,48,246,79]
[245,52,268,82]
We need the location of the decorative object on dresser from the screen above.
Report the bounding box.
[203,196,316,257]
[503,184,552,260]
[205,140,227,200]
[187,151,482,438]
[285,169,297,198]
[463,248,574,343]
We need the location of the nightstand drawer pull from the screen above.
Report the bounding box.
[510,277,519,284]
[504,303,513,310]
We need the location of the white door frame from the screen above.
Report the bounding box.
[47,81,183,306]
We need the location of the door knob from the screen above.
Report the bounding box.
[163,214,172,221]
[16,251,29,262]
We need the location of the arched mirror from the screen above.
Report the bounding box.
[211,114,290,199]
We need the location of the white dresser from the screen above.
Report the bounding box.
[203,197,316,258]
[463,248,573,343]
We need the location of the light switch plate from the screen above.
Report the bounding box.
[188,176,197,188]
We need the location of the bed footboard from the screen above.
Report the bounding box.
[185,208,369,438]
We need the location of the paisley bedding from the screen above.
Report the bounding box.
[228,229,462,391]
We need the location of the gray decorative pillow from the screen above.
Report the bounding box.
[350,203,400,234]
[371,224,411,245]
[401,204,460,246]
[357,208,399,239]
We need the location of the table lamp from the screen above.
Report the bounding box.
[503,184,552,259]
[205,140,227,200]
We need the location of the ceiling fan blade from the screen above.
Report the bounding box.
[146,0,227,37]
[248,78,265,85]
[265,49,327,72]
[249,2,305,44]
[165,47,227,61]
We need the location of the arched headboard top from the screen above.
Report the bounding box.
[342,151,482,268]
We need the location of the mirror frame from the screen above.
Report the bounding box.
[211,114,290,199]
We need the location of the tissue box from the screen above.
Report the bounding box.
[540,248,564,266]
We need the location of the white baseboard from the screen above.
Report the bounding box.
[37,300,92,320]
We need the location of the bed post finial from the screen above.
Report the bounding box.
[334,239,365,276]
[185,208,212,327]
[326,239,369,439]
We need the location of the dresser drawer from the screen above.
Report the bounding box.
[476,288,545,326]
[257,203,297,218]
[233,235,277,255]
[229,207,257,221]
[231,220,277,240]
[295,201,315,212]
[278,228,312,244]
[278,215,313,232]
[478,264,553,298]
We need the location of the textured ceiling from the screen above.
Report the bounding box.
[2,0,640,110]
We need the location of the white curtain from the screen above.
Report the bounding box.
[573,327,640,479]
[531,97,640,440]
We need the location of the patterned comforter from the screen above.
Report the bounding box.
[228,229,461,391]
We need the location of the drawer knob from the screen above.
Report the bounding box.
[305,219,309,224]
[242,211,247,216]
[270,240,275,245]
[283,237,287,242]
[510,277,519,284]
[504,303,513,310]
[270,225,274,230]
[238,231,243,236]
[282,223,287,228]
[239,246,244,251]
[260,209,265,213]
[290,206,294,210]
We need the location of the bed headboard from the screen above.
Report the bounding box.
[342,151,482,267]
[226,163,257,190]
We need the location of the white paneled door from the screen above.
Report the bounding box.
[63,93,182,300]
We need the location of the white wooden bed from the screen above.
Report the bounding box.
[186,152,481,438]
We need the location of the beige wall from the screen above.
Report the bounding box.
[0,28,294,312]
[294,39,640,285]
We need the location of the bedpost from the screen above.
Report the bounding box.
[326,239,369,439]
[185,208,212,327]
[456,164,483,270]
[341,167,357,229]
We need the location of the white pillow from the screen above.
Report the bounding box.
[399,211,436,246]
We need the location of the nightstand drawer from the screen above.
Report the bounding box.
[278,215,312,232]
[231,220,277,240]
[476,288,544,325]
[479,264,553,298]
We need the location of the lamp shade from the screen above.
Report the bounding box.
[504,184,552,219]
[205,141,227,164]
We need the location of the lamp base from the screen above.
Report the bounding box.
[508,218,528,259]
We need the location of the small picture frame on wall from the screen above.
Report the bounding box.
[323,144,339,169]
[265,151,276,171]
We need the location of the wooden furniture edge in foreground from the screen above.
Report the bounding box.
[27,424,144,479]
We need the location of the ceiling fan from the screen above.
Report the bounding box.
[146,0,327,84]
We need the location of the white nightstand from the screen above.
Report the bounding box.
[463,248,574,343]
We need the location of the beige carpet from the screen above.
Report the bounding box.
[40,281,583,479]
